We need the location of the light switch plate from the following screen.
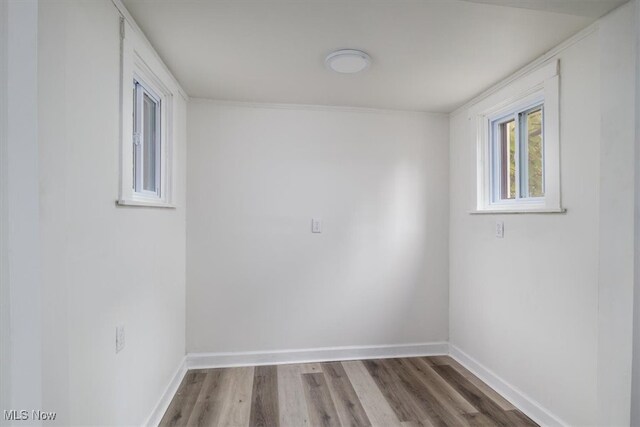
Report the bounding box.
[311,218,322,233]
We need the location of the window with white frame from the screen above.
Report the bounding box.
[133,78,161,197]
[118,17,175,207]
[475,60,562,213]
[490,100,544,203]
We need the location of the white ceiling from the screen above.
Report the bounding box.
[462,0,626,17]
[122,0,623,112]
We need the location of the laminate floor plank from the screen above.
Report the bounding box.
[341,361,402,427]
[250,365,280,427]
[383,358,469,427]
[298,363,324,374]
[160,371,208,427]
[505,410,538,427]
[426,357,451,367]
[424,357,515,411]
[217,366,255,426]
[185,369,227,426]
[362,359,438,426]
[302,372,341,427]
[400,421,434,427]
[403,358,478,415]
[432,364,521,427]
[464,413,500,427]
[278,364,311,426]
[323,362,371,427]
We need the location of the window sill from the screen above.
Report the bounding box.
[116,199,176,209]
[470,208,566,215]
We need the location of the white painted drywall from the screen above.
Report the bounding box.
[449,4,636,425]
[632,1,640,425]
[597,3,636,425]
[37,1,187,424]
[0,0,9,420]
[1,0,42,422]
[186,101,449,353]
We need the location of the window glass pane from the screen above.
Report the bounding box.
[499,119,516,200]
[526,108,543,197]
[143,93,157,192]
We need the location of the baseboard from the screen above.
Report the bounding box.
[143,355,187,427]
[449,345,567,427]
[187,342,449,369]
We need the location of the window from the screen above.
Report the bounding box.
[490,102,544,204]
[118,17,175,208]
[133,79,161,197]
[474,60,562,213]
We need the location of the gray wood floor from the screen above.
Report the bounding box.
[159,356,538,427]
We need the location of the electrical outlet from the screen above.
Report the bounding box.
[311,218,322,233]
[116,325,125,353]
[495,221,504,238]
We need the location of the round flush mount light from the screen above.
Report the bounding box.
[325,49,371,74]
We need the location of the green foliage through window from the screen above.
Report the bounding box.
[526,109,543,197]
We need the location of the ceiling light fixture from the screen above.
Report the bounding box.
[325,49,371,74]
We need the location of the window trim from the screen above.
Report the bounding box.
[118,18,175,208]
[473,60,563,214]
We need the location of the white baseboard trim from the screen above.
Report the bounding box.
[449,345,567,427]
[187,342,449,369]
[143,355,187,427]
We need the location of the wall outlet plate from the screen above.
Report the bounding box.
[311,218,322,233]
[495,221,504,238]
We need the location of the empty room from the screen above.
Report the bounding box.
[2,0,640,425]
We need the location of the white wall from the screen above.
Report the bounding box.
[37,1,187,424]
[1,0,42,422]
[0,0,8,419]
[597,3,636,425]
[632,1,640,425]
[449,4,636,426]
[187,101,449,354]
